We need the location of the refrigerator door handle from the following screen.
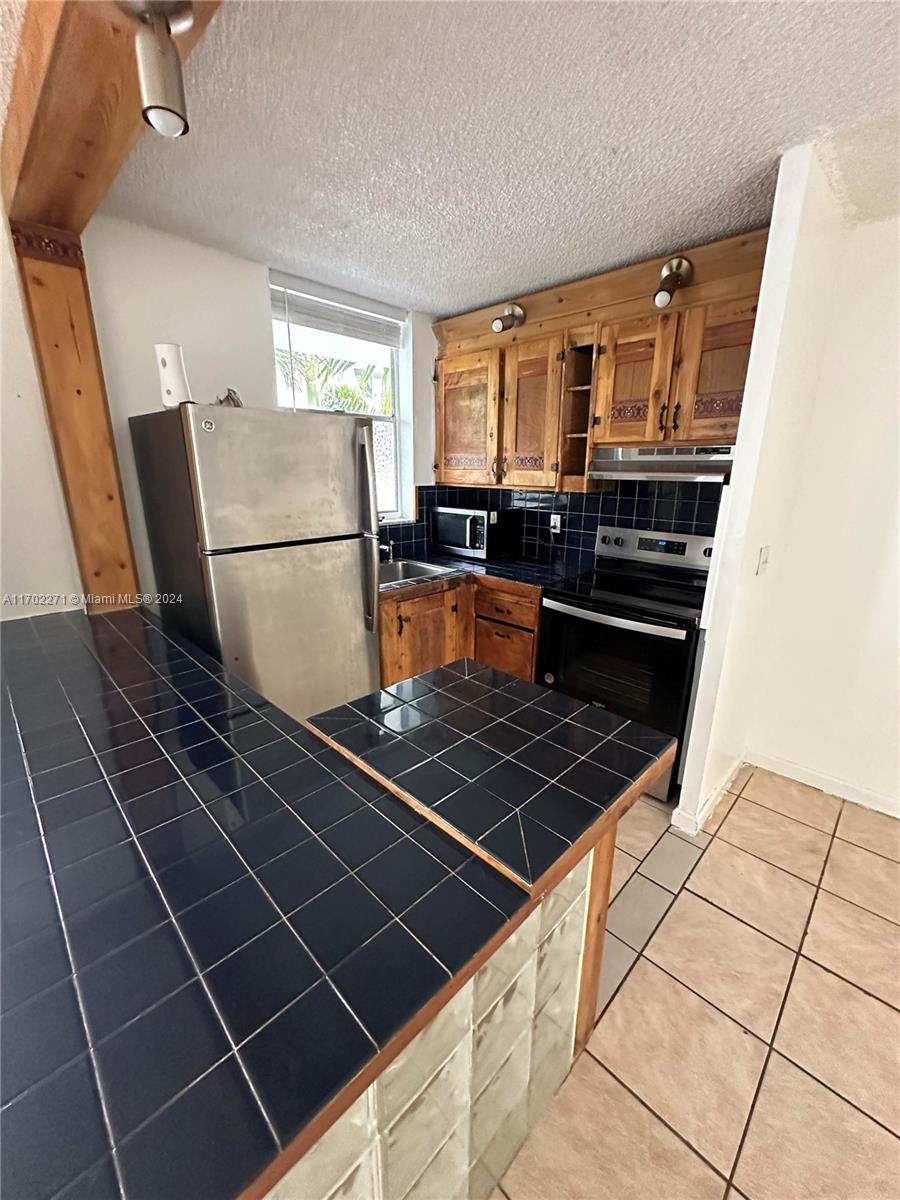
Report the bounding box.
[360,423,380,632]
[359,422,379,536]
[362,534,379,632]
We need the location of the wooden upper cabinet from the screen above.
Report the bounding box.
[501,335,563,488]
[592,312,678,445]
[670,298,757,443]
[436,349,501,484]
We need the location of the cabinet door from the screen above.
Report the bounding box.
[592,312,678,445]
[670,298,756,442]
[395,589,460,682]
[501,335,563,488]
[474,617,534,682]
[436,350,501,484]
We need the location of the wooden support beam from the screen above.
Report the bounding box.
[2,0,220,231]
[12,221,139,611]
[2,0,220,611]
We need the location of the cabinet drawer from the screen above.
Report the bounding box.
[474,618,534,682]
[474,588,537,630]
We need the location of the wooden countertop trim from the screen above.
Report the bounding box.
[239,743,674,1200]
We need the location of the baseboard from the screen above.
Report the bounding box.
[746,752,899,818]
[673,756,744,836]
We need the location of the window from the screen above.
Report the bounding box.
[270,276,406,518]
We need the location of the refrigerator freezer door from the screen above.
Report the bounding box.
[182,405,376,551]
[202,537,379,719]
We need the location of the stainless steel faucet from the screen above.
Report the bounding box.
[379,542,393,562]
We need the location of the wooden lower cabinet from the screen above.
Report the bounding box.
[379,582,470,687]
[474,617,535,681]
[379,575,539,687]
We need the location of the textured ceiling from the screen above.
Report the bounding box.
[0,0,26,119]
[5,1,899,315]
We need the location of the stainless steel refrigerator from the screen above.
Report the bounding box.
[130,404,380,719]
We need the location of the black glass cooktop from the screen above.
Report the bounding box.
[546,558,707,626]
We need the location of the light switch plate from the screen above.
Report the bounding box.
[549,514,562,534]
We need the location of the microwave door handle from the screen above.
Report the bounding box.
[466,514,478,549]
[541,598,687,641]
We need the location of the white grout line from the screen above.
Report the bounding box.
[5,691,128,1200]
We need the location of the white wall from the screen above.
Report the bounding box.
[410,312,437,489]
[0,224,82,618]
[678,147,899,825]
[82,215,276,591]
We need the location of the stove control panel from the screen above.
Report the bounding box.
[637,536,687,556]
[595,525,714,571]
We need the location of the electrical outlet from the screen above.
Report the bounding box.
[756,545,770,575]
[549,513,562,534]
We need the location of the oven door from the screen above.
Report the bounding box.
[537,597,697,738]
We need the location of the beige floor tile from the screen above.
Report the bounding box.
[686,838,815,949]
[740,768,842,834]
[637,792,675,815]
[718,799,830,884]
[606,873,673,952]
[590,959,767,1174]
[775,957,900,1134]
[638,832,704,894]
[611,848,639,900]
[702,791,736,835]
[502,1054,724,1200]
[670,825,712,850]
[734,1052,900,1200]
[821,838,900,925]
[836,802,900,864]
[645,892,794,1040]
[595,933,637,1017]
[615,799,670,859]
[727,763,754,795]
[803,890,900,1010]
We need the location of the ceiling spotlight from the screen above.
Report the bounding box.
[119,2,193,137]
[491,304,526,334]
[653,257,693,308]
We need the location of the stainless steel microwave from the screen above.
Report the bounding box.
[430,506,523,561]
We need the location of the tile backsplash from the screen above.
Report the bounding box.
[380,481,722,571]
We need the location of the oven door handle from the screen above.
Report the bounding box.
[541,598,687,641]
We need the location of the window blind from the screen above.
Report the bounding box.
[270,284,404,348]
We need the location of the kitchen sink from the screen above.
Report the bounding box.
[379,559,453,584]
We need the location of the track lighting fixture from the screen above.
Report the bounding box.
[653,257,693,308]
[119,1,193,137]
[491,304,526,334]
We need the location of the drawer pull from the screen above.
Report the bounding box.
[493,606,512,616]
[494,630,510,640]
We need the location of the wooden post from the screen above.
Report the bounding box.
[11,221,139,611]
[2,0,220,612]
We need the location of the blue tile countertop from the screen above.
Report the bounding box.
[308,664,675,887]
[0,611,537,1200]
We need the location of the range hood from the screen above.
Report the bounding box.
[588,445,734,482]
